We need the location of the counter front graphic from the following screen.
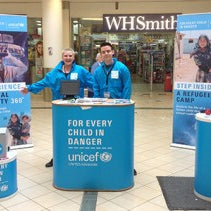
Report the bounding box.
[0,151,17,199]
[52,99,134,191]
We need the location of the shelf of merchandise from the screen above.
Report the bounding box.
[79,35,92,71]
[140,50,165,83]
[153,51,165,83]
[118,41,137,74]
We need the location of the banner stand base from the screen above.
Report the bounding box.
[10,144,34,150]
[170,143,195,150]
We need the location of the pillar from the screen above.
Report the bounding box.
[62,1,70,48]
[42,0,63,101]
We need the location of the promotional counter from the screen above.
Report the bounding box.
[0,151,17,200]
[194,113,211,201]
[52,98,134,191]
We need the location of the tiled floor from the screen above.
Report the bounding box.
[0,82,196,211]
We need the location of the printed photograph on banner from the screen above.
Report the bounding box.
[0,31,29,83]
[6,113,31,146]
[174,15,211,83]
[173,13,211,147]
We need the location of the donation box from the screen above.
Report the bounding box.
[52,99,134,191]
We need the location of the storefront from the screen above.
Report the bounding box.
[26,13,176,93]
[72,14,177,86]
[27,18,43,84]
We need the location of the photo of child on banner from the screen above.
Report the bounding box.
[7,113,31,146]
[190,34,211,83]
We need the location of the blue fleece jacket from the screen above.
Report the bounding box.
[27,61,94,100]
[93,58,131,99]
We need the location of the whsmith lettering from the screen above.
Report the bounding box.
[103,14,177,32]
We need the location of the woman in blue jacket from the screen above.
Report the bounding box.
[93,42,131,99]
[21,48,94,167]
[21,48,94,99]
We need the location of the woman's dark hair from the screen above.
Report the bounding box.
[8,114,21,126]
[198,35,210,48]
[10,113,19,119]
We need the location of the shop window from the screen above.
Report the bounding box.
[72,18,175,82]
[27,18,43,83]
[72,18,105,70]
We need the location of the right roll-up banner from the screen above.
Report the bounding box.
[172,13,211,149]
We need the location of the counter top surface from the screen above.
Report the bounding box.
[195,113,211,123]
[0,151,17,164]
[52,98,135,107]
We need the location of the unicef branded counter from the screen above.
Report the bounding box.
[52,98,134,191]
[194,113,211,201]
[0,151,17,200]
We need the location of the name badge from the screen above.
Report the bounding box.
[111,70,119,79]
[70,73,78,80]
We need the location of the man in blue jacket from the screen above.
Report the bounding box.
[93,42,131,99]
[93,42,137,175]
[21,48,94,167]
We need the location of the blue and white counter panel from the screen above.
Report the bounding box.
[52,99,134,191]
[0,151,17,200]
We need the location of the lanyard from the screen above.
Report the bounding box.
[103,62,115,86]
[62,65,74,79]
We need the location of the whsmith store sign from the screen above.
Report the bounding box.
[103,14,178,32]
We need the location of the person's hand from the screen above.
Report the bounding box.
[20,87,29,95]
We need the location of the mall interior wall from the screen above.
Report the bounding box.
[69,1,211,17]
[1,0,211,17]
[0,0,211,48]
[68,0,211,46]
[0,2,69,49]
[0,2,42,17]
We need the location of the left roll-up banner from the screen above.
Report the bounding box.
[0,14,33,149]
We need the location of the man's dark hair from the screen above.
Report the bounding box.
[100,42,113,49]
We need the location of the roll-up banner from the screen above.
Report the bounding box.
[0,14,32,149]
[172,13,211,148]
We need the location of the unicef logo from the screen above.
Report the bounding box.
[0,143,3,154]
[1,185,8,192]
[100,152,112,162]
